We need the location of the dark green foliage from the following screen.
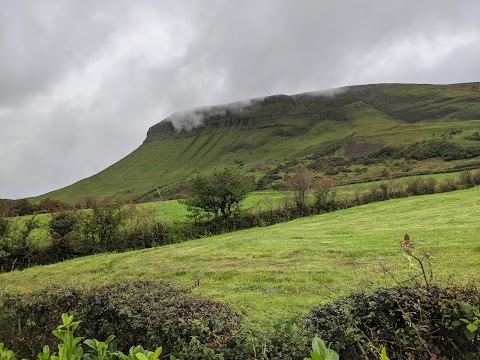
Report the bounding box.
[0,202,174,272]
[0,281,242,359]
[81,201,125,251]
[0,216,9,238]
[308,156,351,172]
[256,173,283,190]
[0,216,39,271]
[466,131,480,141]
[184,167,255,219]
[305,284,480,359]
[221,319,309,360]
[49,211,78,238]
[368,140,480,162]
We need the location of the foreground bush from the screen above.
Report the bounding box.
[1,313,178,360]
[305,283,480,359]
[1,281,479,359]
[0,281,242,359]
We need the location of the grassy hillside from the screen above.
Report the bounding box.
[35,82,480,204]
[7,186,480,322]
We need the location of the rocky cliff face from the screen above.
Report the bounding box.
[144,91,349,142]
[144,83,480,142]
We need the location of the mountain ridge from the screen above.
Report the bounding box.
[33,82,480,203]
[145,82,480,142]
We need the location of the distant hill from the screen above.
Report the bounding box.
[35,82,480,204]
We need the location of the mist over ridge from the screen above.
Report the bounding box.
[145,82,480,142]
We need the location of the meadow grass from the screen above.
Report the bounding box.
[3,187,480,325]
[138,191,289,223]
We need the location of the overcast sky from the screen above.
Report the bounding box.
[1,0,480,199]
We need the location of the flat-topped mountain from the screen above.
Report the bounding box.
[35,82,480,203]
[146,83,480,141]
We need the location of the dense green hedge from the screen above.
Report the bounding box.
[305,284,480,359]
[1,282,479,359]
[0,281,242,359]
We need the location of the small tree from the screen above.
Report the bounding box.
[80,198,126,251]
[49,211,79,251]
[50,211,78,238]
[184,167,254,220]
[288,166,314,208]
[314,176,336,210]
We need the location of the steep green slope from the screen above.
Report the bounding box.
[5,187,480,320]
[37,82,480,203]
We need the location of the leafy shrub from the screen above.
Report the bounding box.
[184,167,255,220]
[0,201,177,272]
[305,284,480,359]
[1,313,177,360]
[405,177,424,195]
[465,131,480,141]
[221,318,309,360]
[81,201,126,251]
[0,216,40,271]
[474,169,480,185]
[368,140,480,162]
[48,212,80,256]
[288,167,314,209]
[459,170,476,189]
[0,281,242,359]
[304,337,339,360]
[49,212,78,238]
[420,176,438,194]
[438,176,458,192]
[313,177,336,211]
[0,216,9,239]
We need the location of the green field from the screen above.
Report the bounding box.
[4,186,479,324]
[32,83,480,204]
[138,190,289,223]
[143,170,468,222]
[18,170,468,247]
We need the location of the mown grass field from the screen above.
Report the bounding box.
[3,186,479,325]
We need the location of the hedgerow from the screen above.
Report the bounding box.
[1,170,480,272]
[305,283,480,359]
[2,282,479,359]
[0,281,242,359]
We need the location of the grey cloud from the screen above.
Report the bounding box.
[0,1,135,107]
[1,0,480,198]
